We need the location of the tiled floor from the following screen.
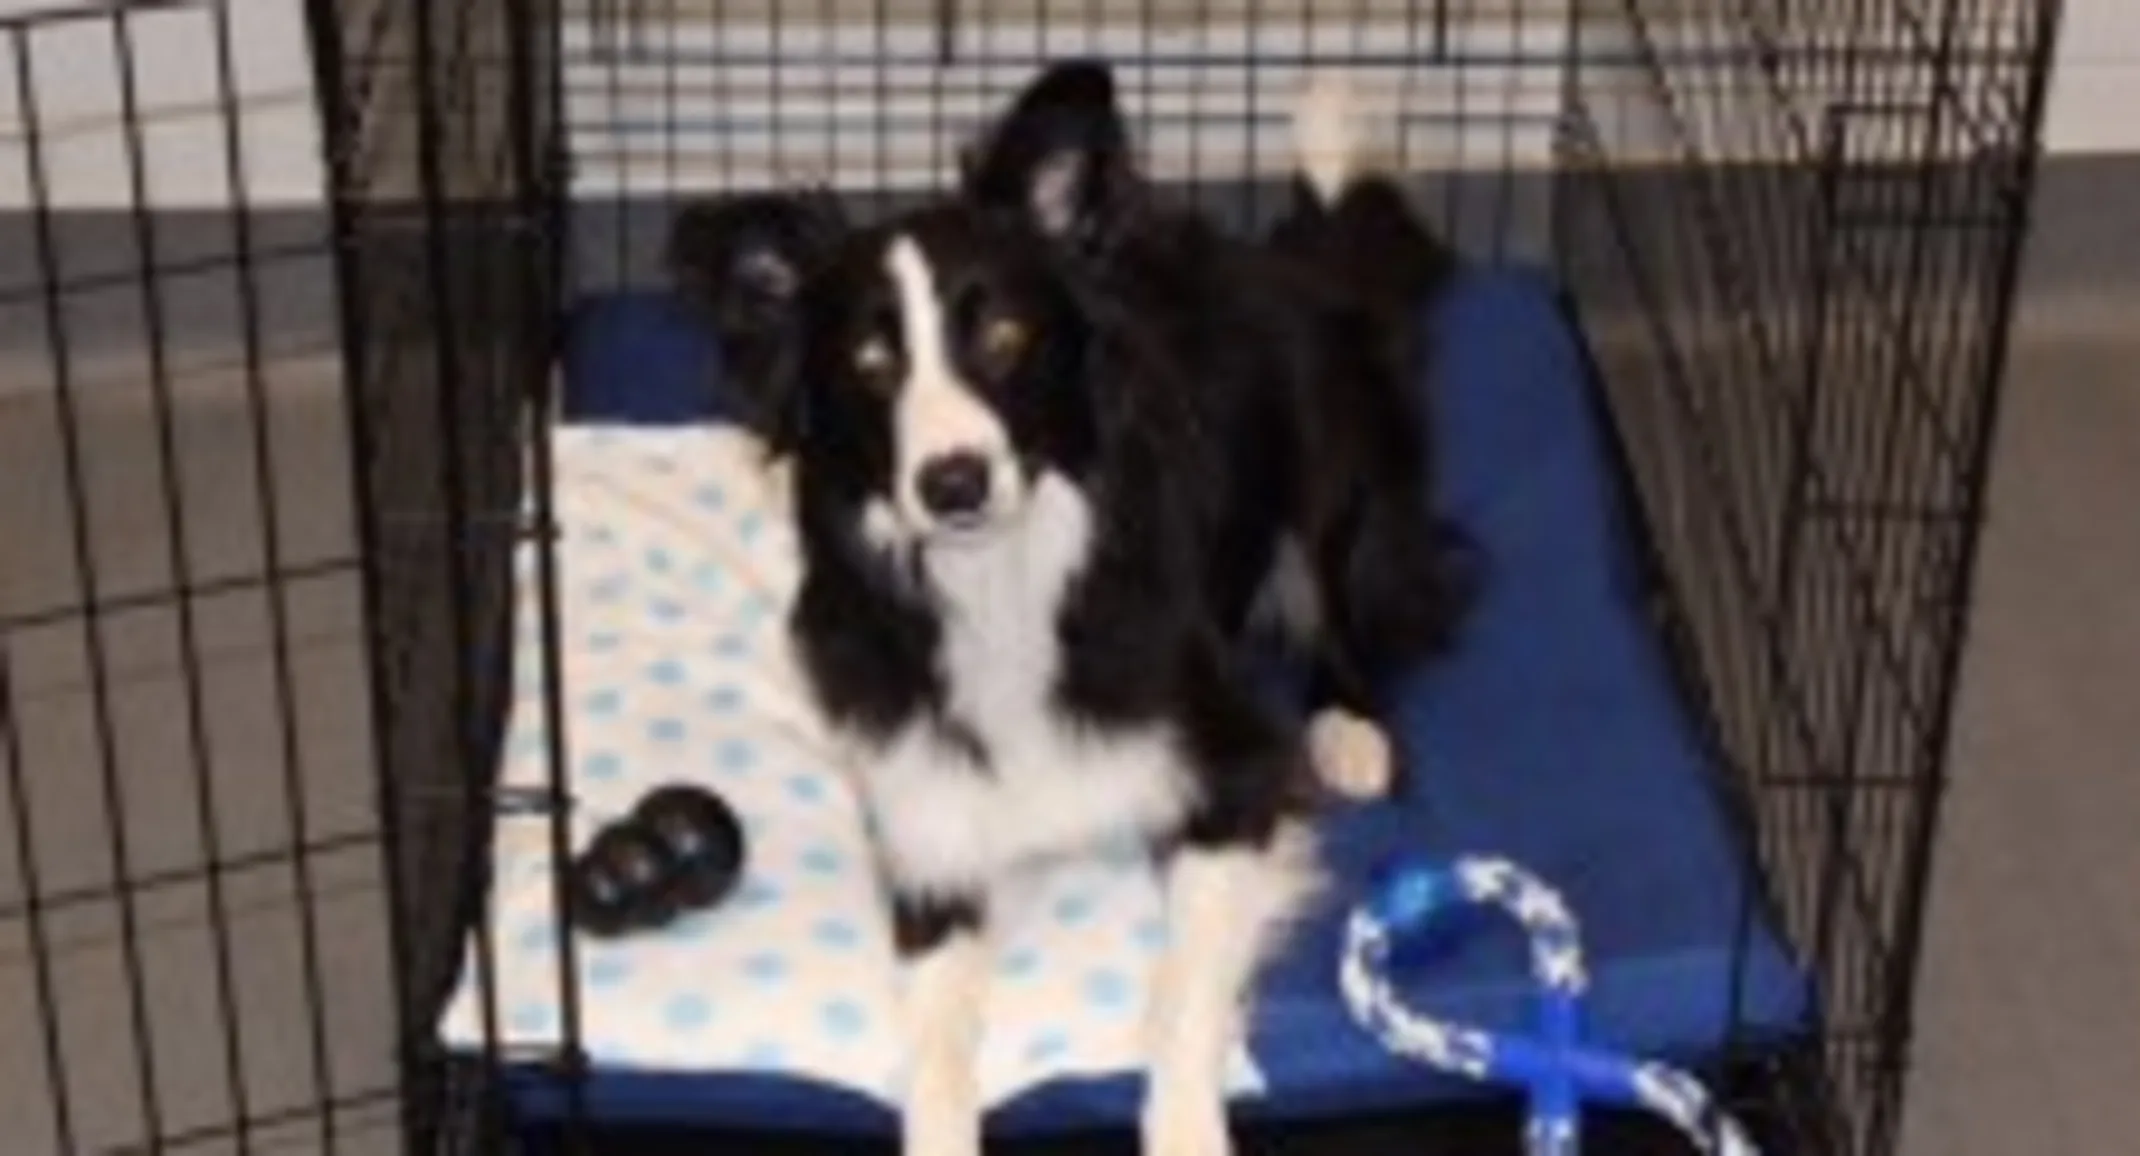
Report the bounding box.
[0,279,2132,1154]
[0,357,402,1154]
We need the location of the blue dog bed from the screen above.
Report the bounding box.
[506,268,1811,1134]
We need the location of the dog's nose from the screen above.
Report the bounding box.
[917,452,993,519]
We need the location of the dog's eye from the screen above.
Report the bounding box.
[852,338,897,389]
[979,315,1029,365]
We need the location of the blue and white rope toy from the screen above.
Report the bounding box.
[1339,855,1760,1156]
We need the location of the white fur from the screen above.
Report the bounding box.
[902,930,989,1156]
[1294,72,1363,206]
[1144,825,1321,1156]
[885,235,1026,534]
[857,472,1199,899]
[1308,707,1395,799]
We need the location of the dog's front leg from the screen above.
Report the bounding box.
[897,895,989,1156]
[1143,826,1317,1156]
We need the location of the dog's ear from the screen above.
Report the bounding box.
[755,318,812,462]
[961,60,1134,243]
[667,192,844,332]
[667,191,847,444]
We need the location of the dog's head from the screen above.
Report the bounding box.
[667,189,851,429]
[773,205,1108,548]
[959,59,1139,255]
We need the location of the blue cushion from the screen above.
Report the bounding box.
[513,268,1812,1133]
[559,291,739,426]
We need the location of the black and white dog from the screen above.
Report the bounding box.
[669,64,1466,1156]
[777,202,1320,1154]
[958,62,1472,799]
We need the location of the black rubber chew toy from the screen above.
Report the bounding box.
[568,783,748,937]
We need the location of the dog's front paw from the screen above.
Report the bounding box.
[1141,1091,1233,1156]
[902,1065,982,1156]
[903,1102,981,1156]
[1308,708,1394,799]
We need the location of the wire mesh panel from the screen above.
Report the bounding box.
[563,0,1575,287]
[304,0,566,1149]
[198,0,2066,1153]
[0,1,400,1153]
[1559,2,2060,1152]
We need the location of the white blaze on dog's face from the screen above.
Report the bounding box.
[789,209,1098,550]
[880,236,1028,539]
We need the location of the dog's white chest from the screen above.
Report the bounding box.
[859,476,1195,895]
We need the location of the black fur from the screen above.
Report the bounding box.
[665,188,850,436]
[958,62,1476,765]
[892,893,984,956]
[774,207,1312,945]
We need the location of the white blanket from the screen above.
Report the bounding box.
[437,425,1263,1109]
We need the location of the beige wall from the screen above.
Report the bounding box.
[2045,0,2140,152]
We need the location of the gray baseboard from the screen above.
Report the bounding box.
[1,152,2132,378]
[2009,153,2140,337]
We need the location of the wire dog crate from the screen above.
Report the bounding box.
[0,0,2059,1153]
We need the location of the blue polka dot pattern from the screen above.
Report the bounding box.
[812,917,860,949]
[693,561,725,592]
[647,717,686,744]
[743,1040,786,1069]
[582,751,624,782]
[707,685,744,713]
[1082,968,1134,1012]
[591,575,628,602]
[785,774,825,804]
[743,952,788,983]
[999,948,1040,980]
[1053,892,1096,927]
[587,631,622,653]
[666,993,712,1032]
[510,1001,555,1035]
[672,911,722,941]
[820,999,867,1039]
[587,954,633,990]
[649,597,686,624]
[517,918,555,955]
[646,547,674,573]
[716,739,755,772]
[696,483,726,511]
[714,633,750,659]
[736,879,780,909]
[737,512,766,542]
[1024,1031,1070,1064]
[647,659,687,686]
[800,847,842,876]
[1134,918,1169,952]
[585,687,622,715]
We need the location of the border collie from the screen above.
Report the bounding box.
[665,65,1466,1156]
[959,62,1473,800]
[770,201,1321,1156]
